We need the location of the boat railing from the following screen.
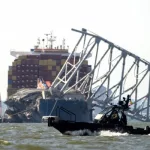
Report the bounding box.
[56,106,76,122]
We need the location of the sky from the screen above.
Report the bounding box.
[0,0,150,100]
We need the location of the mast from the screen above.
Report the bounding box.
[49,32,56,49]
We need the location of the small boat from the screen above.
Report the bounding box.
[47,95,150,136]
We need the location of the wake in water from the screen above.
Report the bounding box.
[99,130,129,136]
[64,129,129,136]
[65,129,99,136]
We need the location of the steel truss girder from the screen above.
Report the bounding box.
[50,28,150,122]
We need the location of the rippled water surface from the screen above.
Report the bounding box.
[0,123,150,150]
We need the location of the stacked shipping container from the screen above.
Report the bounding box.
[7,51,91,97]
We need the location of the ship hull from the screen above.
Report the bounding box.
[4,90,93,123]
[39,99,92,122]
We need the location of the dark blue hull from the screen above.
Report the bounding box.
[39,99,93,122]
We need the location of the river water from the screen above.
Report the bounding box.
[0,122,150,150]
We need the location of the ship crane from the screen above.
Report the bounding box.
[50,28,150,122]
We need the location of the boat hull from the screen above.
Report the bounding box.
[48,118,150,136]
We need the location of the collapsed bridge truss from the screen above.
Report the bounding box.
[51,28,150,122]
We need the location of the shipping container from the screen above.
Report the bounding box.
[39,65,48,70]
[16,60,21,65]
[52,66,56,71]
[27,55,39,59]
[51,60,56,66]
[52,71,56,76]
[43,60,48,65]
[21,59,26,64]
[8,70,12,75]
[39,60,44,65]
[8,79,12,84]
[12,76,16,80]
[8,50,92,97]
[30,59,39,64]
[12,66,16,71]
[48,66,52,70]
[61,56,68,59]
[12,61,17,66]
[47,59,52,64]
[56,66,60,71]
[40,54,49,59]
[19,55,27,59]
[8,75,12,80]
[16,65,21,69]
[61,59,66,65]
[53,55,61,60]
[56,60,61,66]
[8,85,12,88]
[9,66,12,70]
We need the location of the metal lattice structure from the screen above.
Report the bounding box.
[50,28,150,122]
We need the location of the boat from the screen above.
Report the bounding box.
[47,95,150,136]
[4,32,92,123]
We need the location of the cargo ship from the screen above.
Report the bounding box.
[8,34,91,97]
[4,32,92,123]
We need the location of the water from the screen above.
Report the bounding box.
[0,123,150,150]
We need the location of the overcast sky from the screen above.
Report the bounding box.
[0,0,150,100]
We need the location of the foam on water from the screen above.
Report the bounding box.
[65,129,99,136]
[64,129,129,136]
[99,130,129,136]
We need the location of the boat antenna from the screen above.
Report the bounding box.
[62,38,65,49]
[37,38,40,46]
[45,34,50,48]
[48,31,56,49]
[42,39,45,52]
